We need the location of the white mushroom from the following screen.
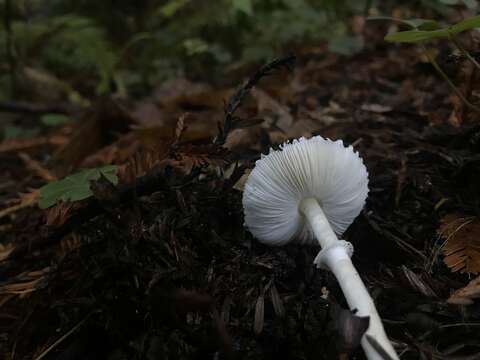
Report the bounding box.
[242,135,399,360]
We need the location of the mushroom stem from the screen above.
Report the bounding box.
[299,198,399,360]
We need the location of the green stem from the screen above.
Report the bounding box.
[421,43,480,113]
[449,35,480,72]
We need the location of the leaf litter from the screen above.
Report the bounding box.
[2,32,480,360]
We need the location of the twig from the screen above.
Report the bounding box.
[18,152,56,181]
[216,55,296,145]
[33,312,95,360]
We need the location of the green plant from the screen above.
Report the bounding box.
[1,0,364,98]
[383,16,480,43]
[39,165,118,209]
[371,15,480,112]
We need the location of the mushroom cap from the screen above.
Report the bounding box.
[242,136,369,246]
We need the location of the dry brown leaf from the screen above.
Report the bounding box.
[0,267,50,296]
[45,202,75,227]
[120,148,165,183]
[0,243,15,262]
[440,214,480,274]
[448,276,480,305]
[251,88,292,131]
[174,113,187,144]
[0,190,39,220]
[171,144,229,174]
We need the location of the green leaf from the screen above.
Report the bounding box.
[384,28,450,43]
[407,19,440,30]
[383,15,480,43]
[450,15,480,35]
[38,165,118,209]
[41,113,71,127]
[232,0,253,15]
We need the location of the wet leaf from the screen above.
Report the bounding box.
[39,165,118,209]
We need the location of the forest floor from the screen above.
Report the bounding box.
[2,25,480,360]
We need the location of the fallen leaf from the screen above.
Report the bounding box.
[251,88,293,131]
[253,294,265,335]
[45,202,75,227]
[270,284,285,318]
[447,276,480,305]
[170,144,229,174]
[401,265,437,297]
[0,267,50,295]
[120,148,165,183]
[440,214,480,274]
[174,113,187,144]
